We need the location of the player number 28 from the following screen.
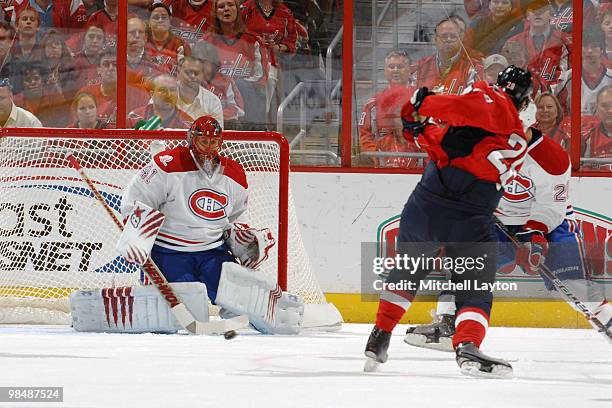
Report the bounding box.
[486,133,528,186]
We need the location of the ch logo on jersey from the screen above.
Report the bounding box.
[503,174,534,202]
[189,189,229,220]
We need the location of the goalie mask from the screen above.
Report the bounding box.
[188,116,223,174]
[496,65,533,111]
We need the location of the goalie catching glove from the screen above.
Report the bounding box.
[224,223,275,269]
[116,201,166,265]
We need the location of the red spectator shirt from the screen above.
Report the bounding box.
[204,32,268,85]
[412,53,483,95]
[163,0,212,44]
[532,117,571,151]
[401,81,528,185]
[241,0,297,67]
[145,34,191,76]
[78,83,150,128]
[359,85,422,169]
[504,29,569,87]
[581,115,612,171]
[205,74,245,121]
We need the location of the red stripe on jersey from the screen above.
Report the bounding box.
[154,147,198,173]
[220,156,248,189]
[528,135,570,176]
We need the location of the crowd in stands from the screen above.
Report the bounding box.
[358,0,612,171]
[0,1,607,171]
[0,0,325,132]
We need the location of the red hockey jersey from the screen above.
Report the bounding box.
[163,0,212,44]
[145,35,191,77]
[401,81,528,185]
[204,32,268,84]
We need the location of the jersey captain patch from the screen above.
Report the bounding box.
[189,189,229,220]
[503,174,534,202]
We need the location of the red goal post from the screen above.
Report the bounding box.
[0,127,340,327]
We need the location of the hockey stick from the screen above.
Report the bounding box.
[494,216,612,342]
[65,152,249,336]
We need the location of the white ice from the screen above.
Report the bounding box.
[0,324,610,408]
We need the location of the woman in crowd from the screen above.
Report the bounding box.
[40,29,79,103]
[241,0,297,127]
[69,91,107,129]
[205,0,268,130]
[532,91,571,150]
[145,2,191,76]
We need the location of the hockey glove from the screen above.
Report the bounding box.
[515,230,549,273]
[402,116,427,141]
[410,87,435,113]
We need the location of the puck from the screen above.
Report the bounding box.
[224,330,237,340]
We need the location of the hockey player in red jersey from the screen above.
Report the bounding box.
[364,66,532,377]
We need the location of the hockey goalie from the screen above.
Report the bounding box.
[70,116,304,334]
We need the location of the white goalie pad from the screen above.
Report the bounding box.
[70,282,209,333]
[216,263,304,334]
[223,223,276,269]
[116,201,166,264]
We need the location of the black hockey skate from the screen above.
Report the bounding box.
[364,326,392,372]
[404,314,455,352]
[455,342,513,378]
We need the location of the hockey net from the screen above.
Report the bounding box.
[0,128,341,329]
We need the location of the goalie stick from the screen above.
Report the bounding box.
[65,152,248,336]
[494,216,612,343]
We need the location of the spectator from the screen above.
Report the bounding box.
[12,1,87,31]
[550,0,596,34]
[0,78,43,127]
[600,8,612,65]
[83,0,104,17]
[533,91,571,150]
[40,28,78,101]
[241,0,297,126]
[503,0,569,88]
[463,0,525,20]
[146,2,191,76]
[127,16,157,86]
[205,0,268,130]
[501,39,552,97]
[127,73,193,129]
[77,48,149,127]
[193,40,245,128]
[86,0,118,47]
[0,22,18,88]
[412,18,483,95]
[13,60,68,126]
[69,91,106,128]
[11,7,44,94]
[359,50,421,169]
[555,28,612,115]
[73,25,105,89]
[483,53,508,83]
[176,55,224,127]
[581,85,612,170]
[161,0,213,45]
[465,0,524,56]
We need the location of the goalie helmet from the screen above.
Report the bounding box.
[188,115,223,160]
[496,65,532,110]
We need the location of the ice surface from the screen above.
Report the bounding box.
[0,324,610,408]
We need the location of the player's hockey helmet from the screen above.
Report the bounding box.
[188,115,223,159]
[496,65,533,110]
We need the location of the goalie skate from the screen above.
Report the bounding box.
[364,326,391,372]
[404,314,455,352]
[456,342,513,378]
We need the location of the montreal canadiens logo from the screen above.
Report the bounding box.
[189,189,229,220]
[503,174,534,202]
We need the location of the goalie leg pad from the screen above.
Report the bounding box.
[215,263,304,334]
[70,282,209,333]
[117,201,166,265]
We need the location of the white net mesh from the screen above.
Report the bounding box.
[0,132,326,324]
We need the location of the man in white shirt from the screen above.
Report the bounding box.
[177,56,224,128]
[0,79,42,128]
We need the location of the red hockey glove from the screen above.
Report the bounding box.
[515,230,549,273]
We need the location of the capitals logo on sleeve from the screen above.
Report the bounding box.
[189,189,229,220]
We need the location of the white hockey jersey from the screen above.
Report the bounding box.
[496,134,572,233]
[121,147,249,252]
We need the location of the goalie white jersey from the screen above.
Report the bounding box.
[496,133,572,233]
[121,147,248,252]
